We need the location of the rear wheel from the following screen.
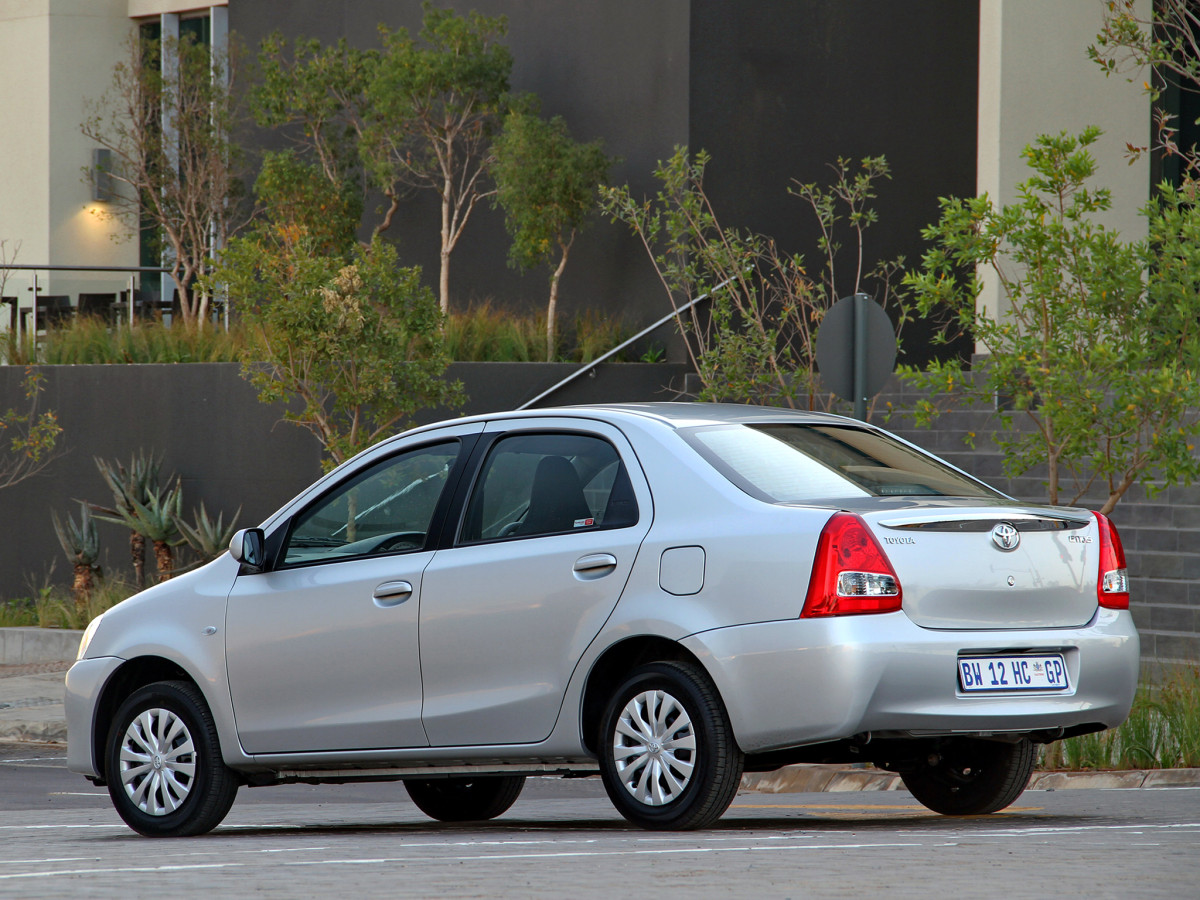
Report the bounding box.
[404,776,525,822]
[105,680,238,837]
[900,738,1035,816]
[598,661,743,830]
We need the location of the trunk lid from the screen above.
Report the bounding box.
[855,502,1098,630]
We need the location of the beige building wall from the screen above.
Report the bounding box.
[0,1,227,324]
[976,0,1151,325]
[0,0,133,310]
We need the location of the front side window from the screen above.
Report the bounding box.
[684,423,1003,503]
[281,441,460,566]
[460,433,638,543]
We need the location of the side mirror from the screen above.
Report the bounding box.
[229,528,266,572]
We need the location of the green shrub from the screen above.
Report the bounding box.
[444,302,640,363]
[1040,665,1200,770]
[39,317,247,364]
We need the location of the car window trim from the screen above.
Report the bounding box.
[439,428,640,549]
[270,433,481,571]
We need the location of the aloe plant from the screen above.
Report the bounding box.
[178,501,241,566]
[93,451,162,588]
[51,502,102,611]
[94,476,185,582]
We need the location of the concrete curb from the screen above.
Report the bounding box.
[740,764,1200,793]
[0,719,67,743]
[0,628,82,665]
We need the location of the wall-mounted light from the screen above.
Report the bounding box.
[91,148,115,203]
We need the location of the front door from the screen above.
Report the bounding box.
[226,436,470,754]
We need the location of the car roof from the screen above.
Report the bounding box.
[412,401,863,434]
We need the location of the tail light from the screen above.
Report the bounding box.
[802,512,902,617]
[1093,511,1130,610]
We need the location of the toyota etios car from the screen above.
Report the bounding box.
[66,403,1139,836]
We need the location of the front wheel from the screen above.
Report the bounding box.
[105,680,238,837]
[598,661,744,830]
[404,776,525,822]
[900,737,1035,816]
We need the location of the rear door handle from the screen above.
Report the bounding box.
[573,553,617,579]
[373,580,414,607]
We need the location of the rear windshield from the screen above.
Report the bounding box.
[682,423,1003,503]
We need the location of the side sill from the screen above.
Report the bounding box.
[260,762,601,786]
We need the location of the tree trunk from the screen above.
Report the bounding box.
[439,247,452,317]
[130,531,146,590]
[153,540,174,582]
[440,181,453,315]
[72,563,94,614]
[547,245,570,362]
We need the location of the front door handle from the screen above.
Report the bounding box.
[373,580,414,607]
[573,553,617,579]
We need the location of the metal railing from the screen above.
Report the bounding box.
[516,274,739,410]
[0,264,171,337]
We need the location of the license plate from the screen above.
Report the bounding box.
[958,654,1069,692]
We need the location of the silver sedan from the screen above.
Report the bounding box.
[65,403,1139,836]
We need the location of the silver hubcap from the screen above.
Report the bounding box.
[118,707,197,816]
[612,689,697,806]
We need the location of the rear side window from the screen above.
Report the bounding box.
[460,432,639,543]
[683,423,1002,503]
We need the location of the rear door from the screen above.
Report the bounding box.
[418,419,652,747]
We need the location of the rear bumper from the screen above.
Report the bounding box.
[681,608,1139,754]
[65,656,124,779]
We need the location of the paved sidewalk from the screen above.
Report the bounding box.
[3,656,1199,792]
[0,660,71,743]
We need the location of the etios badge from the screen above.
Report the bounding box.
[991,522,1020,552]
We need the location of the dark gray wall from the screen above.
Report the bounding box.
[0,362,688,594]
[229,1,979,363]
[690,0,980,366]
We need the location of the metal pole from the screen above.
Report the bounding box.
[30,271,38,339]
[853,292,867,421]
[128,273,136,331]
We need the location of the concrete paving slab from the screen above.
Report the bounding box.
[0,669,68,743]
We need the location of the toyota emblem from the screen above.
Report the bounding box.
[991,522,1020,552]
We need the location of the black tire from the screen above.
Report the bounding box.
[404,776,526,822]
[105,680,238,837]
[900,738,1035,816]
[598,660,744,830]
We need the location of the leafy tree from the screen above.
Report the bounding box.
[250,34,371,245]
[600,147,905,410]
[215,236,462,470]
[82,32,246,327]
[1091,0,1200,185]
[492,106,614,359]
[902,127,1200,514]
[364,3,512,314]
[0,368,63,491]
[251,5,512,316]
